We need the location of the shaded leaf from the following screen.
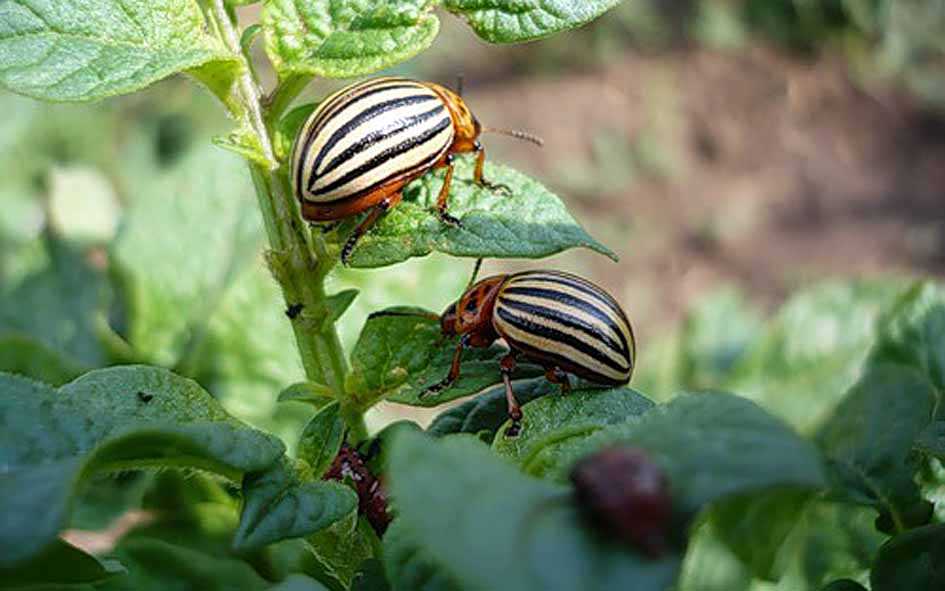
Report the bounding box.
[870,523,945,591]
[916,421,945,459]
[234,457,357,551]
[0,539,125,588]
[305,512,379,590]
[274,103,316,163]
[443,0,623,43]
[557,393,827,519]
[345,306,543,409]
[269,574,334,591]
[0,333,86,386]
[388,432,682,591]
[493,387,654,477]
[343,159,616,268]
[0,0,238,102]
[262,0,439,79]
[382,520,460,591]
[0,366,284,567]
[427,379,555,440]
[298,402,345,478]
[817,364,935,514]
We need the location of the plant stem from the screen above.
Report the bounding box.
[211,1,365,441]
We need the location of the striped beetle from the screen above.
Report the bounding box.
[376,264,635,435]
[290,77,542,264]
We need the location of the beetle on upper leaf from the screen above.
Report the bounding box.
[290,76,542,265]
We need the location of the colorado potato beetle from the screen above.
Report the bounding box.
[290,77,542,264]
[375,265,635,435]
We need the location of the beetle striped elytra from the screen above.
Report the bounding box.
[290,76,542,265]
[373,266,635,436]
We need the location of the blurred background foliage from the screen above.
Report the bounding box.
[1,2,944,586]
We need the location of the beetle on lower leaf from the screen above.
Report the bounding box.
[373,263,636,436]
[290,76,542,265]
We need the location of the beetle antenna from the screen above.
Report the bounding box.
[482,127,544,147]
[466,258,483,290]
[367,310,440,321]
[455,73,465,98]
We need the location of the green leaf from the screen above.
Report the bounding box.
[870,281,945,394]
[427,379,555,440]
[269,574,334,591]
[345,306,544,409]
[234,457,356,552]
[326,289,359,325]
[556,393,827,518]
[305,512,379,591]
[213,123,272,168]
[356,420,423,478]
[262,0,440,79]
[443,0,623,43]
[0,366,284,567]
[916,421,945,459]
[817,364,935,514]
[382,520,460,591]
[275,103,316,163]
[388,432,682,591]
[0,237,113,367]
[0,539,125,588]
[676,522,752,591]
[0,0,239,102]
[0,333,86,386]
[493,387,654,477]
[344,159,616,268]
[725,280,903,434]
[708,488,814,581]
[821,581,869,591]
[278,381,335,407]
[870,523,945,591]
[298,402,345,478]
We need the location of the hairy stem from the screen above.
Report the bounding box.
[211,1,364,441]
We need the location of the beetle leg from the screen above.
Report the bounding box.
[341,192,403,266]
[421,334,470,398]
[472,141,511,195]
[500,352,523,437]
[435,154,463,227]
[545,366,572,395]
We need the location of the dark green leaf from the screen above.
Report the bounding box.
[493,387,654,477]
[444,0,623,43]
[345,306,543,409]
[0,333,86,386]
[870,524,945,591]
[388,432,682,591]
[262,0,439,79]
[0,238,112,367]
[676,522,753,591]
[356,420,423,478]
[305,512,379,590]
[269,574,334,591]
[0,539,124,588]
[427,379,555,440]
[557,393,827,518]
[0,0,239,102]
[916,421,945,459]
[382,520,460,591]
[351,559,391,591]
[817,364,935,514]
[234,457,357,551]
[278,382,335,408]
[343,159,616,268]
[274,103,316,163]
[870,281,945,394]
[298,402,345,478]
[0,366,284,567]
[709,488,814,581]
[821,581,868,591]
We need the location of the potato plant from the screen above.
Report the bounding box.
[0,1,944,590]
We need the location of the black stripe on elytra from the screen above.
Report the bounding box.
[513,272,628,326]
[495,307,629,374]
[496,296,628,358]
[313,116,452,196]
[308,93,439,189]
[499,285,630,355]
[297,80,417,198]
[318,103,448,177]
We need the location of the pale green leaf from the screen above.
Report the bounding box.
[0,0,239,102]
